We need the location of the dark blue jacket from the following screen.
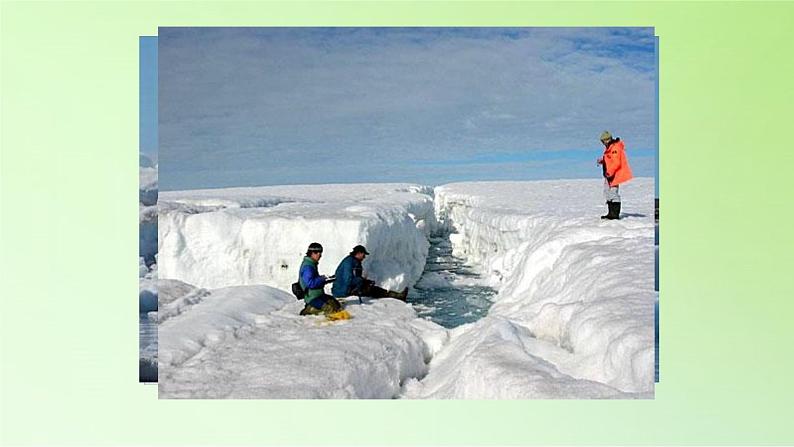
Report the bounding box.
[332,255,364,297]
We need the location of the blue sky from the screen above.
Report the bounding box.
[154,27,657,191]
[139,37,157,159]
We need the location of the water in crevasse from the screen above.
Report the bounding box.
[139,313,157,352]
[408,235,497,329]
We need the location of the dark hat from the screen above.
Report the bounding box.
[351,245,369,255]
[306,242,324,255]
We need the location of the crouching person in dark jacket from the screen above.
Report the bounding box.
[332,245,408,302]
[298,242,342,316]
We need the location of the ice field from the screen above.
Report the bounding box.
[150,177,655,398]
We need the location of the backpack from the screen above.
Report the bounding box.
[291,281,306,300]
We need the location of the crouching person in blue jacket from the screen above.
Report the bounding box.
[332,245,408,302]
[298,242,342,316]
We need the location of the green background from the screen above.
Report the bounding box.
[2,1,793,445]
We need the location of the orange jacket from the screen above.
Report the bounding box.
[602,139,633,186]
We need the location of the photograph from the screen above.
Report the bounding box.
[139,36,159,383]
[151,27,658,399]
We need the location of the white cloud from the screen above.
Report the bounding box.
[159,27,656,190]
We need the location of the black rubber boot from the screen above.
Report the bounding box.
[604,201,620,220]
[386,288,408,301]
[368,285,390,298]
[601,201,612,219]
[389,287,408,301]
[364,283,408,301]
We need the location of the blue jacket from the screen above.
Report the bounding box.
[332,255,365,297]
[299,257,326,302]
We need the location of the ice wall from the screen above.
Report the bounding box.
[407,178,656,397]
[158,184,437,292]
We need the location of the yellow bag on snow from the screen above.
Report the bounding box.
[326,310,352,321]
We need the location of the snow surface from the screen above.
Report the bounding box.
[157,178,655,398]
[158,284,444,398]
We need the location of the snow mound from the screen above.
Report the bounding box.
[151,278,210,323]
[403,317,627,398]
[159,287,444,399]
[158,284,294,369]
[406,178,655,398]
[158,183,438,292]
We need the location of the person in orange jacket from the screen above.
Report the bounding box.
[596,130,633,219]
